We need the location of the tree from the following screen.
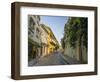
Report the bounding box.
[61,38,65,49]
[62,17,88,63]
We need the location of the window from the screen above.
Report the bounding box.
[29,17,35,28]
[36,28,39,33]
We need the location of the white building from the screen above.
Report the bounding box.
[28,15,42,60]
[40,25,48,56]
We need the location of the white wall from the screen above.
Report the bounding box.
[0,0,100,82]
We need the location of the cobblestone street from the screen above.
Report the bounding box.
[28,51,80,66]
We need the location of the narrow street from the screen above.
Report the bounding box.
[28,51,80,66]
[28,15,87,66]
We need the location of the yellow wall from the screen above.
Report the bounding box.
[47,31,56,54]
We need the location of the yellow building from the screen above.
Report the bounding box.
[41,24,59,55]
[28,15,60,62]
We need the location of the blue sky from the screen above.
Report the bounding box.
[40,15,68,45]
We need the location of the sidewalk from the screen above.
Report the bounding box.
[61,54,80,64]
[28,57,40,66]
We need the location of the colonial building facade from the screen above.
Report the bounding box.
[28,15,42,61]
[41,24,59,55]
[28,15,59,61]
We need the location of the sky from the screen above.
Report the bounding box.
[40,15,68,45]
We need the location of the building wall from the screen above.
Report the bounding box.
[40,25,48,56]
[47,29,58,54]
[64,43,76,59]
[64,41,87,63]
[28,16,60,60]
[28,15,42,61]
[41,24,59,55]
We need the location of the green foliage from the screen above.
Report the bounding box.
[61,38,65,49]
[63,17,88,49]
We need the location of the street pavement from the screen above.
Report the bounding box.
[28,51,80,66]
